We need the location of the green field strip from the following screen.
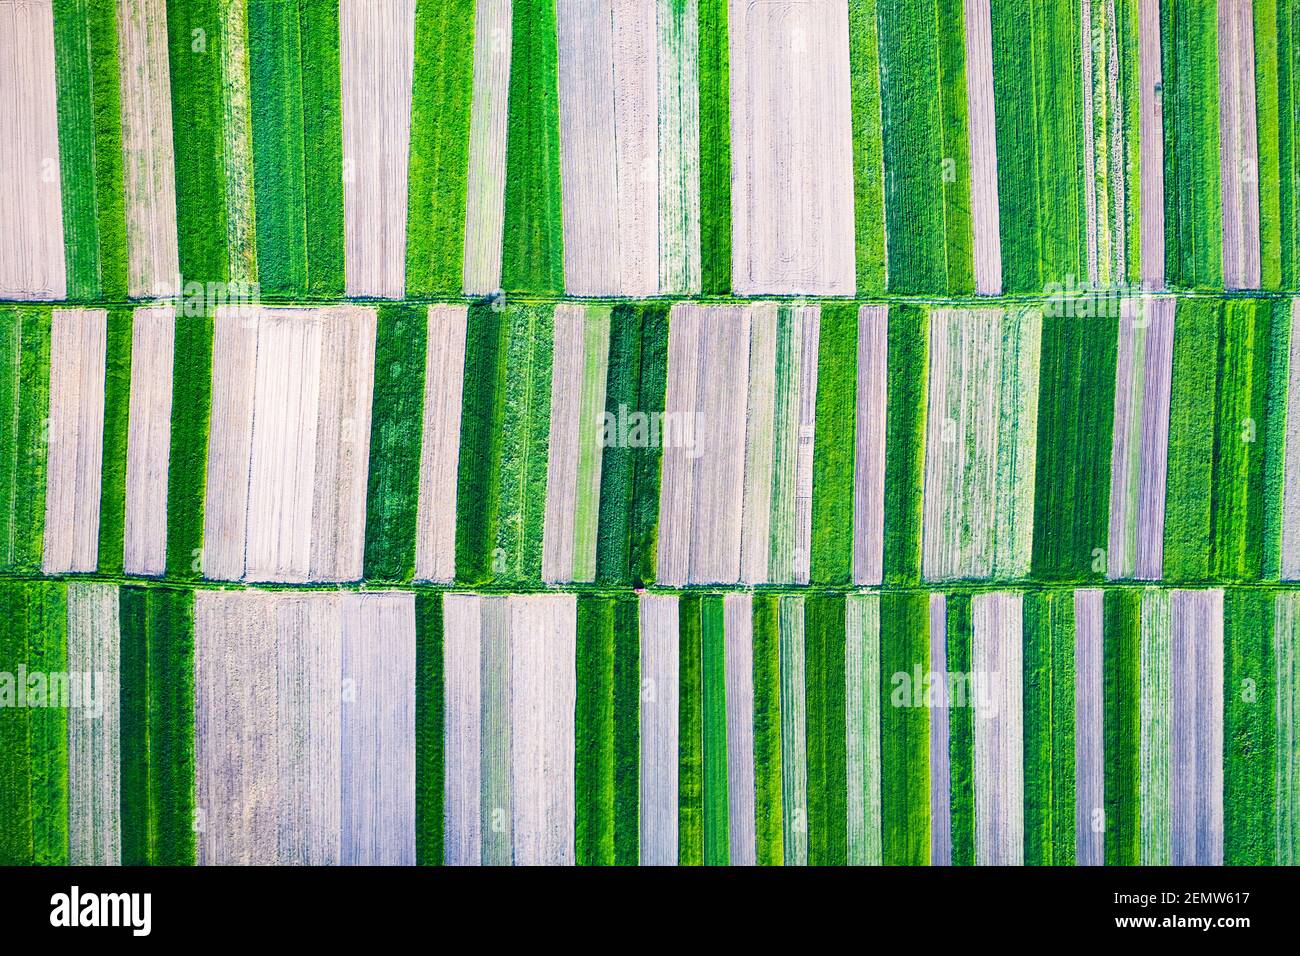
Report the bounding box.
[880,591,929,865]
[1102,588,1141,865]
[810,305,857,585]
[1280,3,1300,286]
[946,593,974,865]
[877,0,971,294]
[627,305,669,586]
[415,591,444,865]
[678,594,704,864]
[701,596,729,865]
[1031,315,1118,580]
[1083,0,1126,285]
[300,0,346,296]
[1256,1,1283,290]
[221,0,258,284]
[119,585,196,865]
[573,308,611,582]
[164,316,213,581]
[612,593,639,865]
[849,0,886,294]
[1261,300,1291,580]
[595,305,645,585]
[1022,591,1075,865]
[804,594,847,865]
[500,0,564,294]
[992,308,1042,578]
[699,0,731,295]
[0,309,51,573]
[1165,300,1284,581]
[364,306,429,583]
[769,307,798,580]
[1114,0,1143,284]
[1161,0,1223,289]
[992,0,1087,293]
[0,581,69,865]
[493,304,553,584]
[165,0,232,285]
[752,593,783,865]
[455,305,507,585]
[97,310,133,575]
[1138,589,1170,864]
[778,596,808,863]
[1224,588,1276,864]
[1278,592,1300,863]
[405,0,476,297]
[882,306,929,585]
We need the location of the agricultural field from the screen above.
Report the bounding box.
[2,0,1300,871]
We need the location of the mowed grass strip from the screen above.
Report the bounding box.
[501,0,563,293]
[882,306,929,585]
[119,585,196,865]
[811,305,857,585]
[364,306,428,583]
[698,0,731,294]
[849,0,886,292]
[1278,3,1300,285]
[805,594,847,865]
[405,0,475,296]
[164,315,213,581]
[0,308,52,572]
[1103,588,1141,865]
[880,592,929,865]
[415,591,444,865]
[1022,590,1075,865]
[752,593,783,865]
[1031,314,1118,581]
[1224,588,1276,864]
[97,310,133,575]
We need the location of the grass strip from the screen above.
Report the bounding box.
[52,0,99,298]
[1103,588,1141,865]
[882,305,928,585]
[572,308,610,582]
[805,594,847,865]
[492,304,552,584]
[613,595,639,865]
[405,0,476,296]
[1280,2,1300,285]
[1031,314,1118,580]
[1161,0,1222,288]
[576,595,617,865]
[119,585,196,865]
[752,593,783,865]
[299,0,346,295]
[454,304,507,585]
[1022,590,1076,865]
[1261,300,1291,580]
[595,305,644,585]
[364,306,429,583]
[678,594,704,864]
[166,0,231,285]
[164,316,213,581]
[849,0,886,293]
[811,305,857,585]
[699,0,731,294]
[702,596,729,865]
[500,0,563,293]
[629,305,670,585]
[992,0,1087,292]
[1224,588,1276,864]
[415,591,444,865]
[97,310,133,575]
[880,591,929,865]
[1256,1,1282,289]
[0,308,52,572]
[947,593,974,865]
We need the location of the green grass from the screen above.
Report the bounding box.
[849,0,886,293]
[415,591,444,865]
[97,310,133,575]
[752,593,783,865]
[1022,591,1076,865]
[299,0,346,295]
[454,304,507,585]
[876,0,972,294]
[880,592,929,865]
[947,593,974,865]
[164,316,213,581]
[1262,300,1291,580]
[810,306,857,585]
[678,595,703,864]
[1256,1,1283,290]
[1162,0,1222,288]
[595,305,644,585]
[1103,589,1140,865]
[699,0,731,294]
[119,585,196,865]
[0,309,51,572]
[576,595,640,865]
[500,0,563,293]
[1031,315,1118,580]
[493,305,552,584]
[405,0,476,296]
[166,0,231,285]
[701,596,729,865]
[364,307,429,583]
[992,0,1087,292]
[1165,300,1284,582]
[629,306,670,585]
[0,581,68,866]
[1280,2,1300,286]
[882,306,929,585]
[805,594,847,865]
[1224,589,1276,865]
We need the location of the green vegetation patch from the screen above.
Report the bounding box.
[455,304,507,585]
[1103,589,1140,865]
[752,593,783,865]
[97,310,133,575]
[678,594,704,864]
[415,591,444,865]
[1224,588,1276,865]
[882,306,929,585]
[810,306,857,585]
[805,594,847,865]
[1022,590,1076,865]
[0,308,52,573]
[699,0,731,294]
[947,593,974,865]
[880,591,929,864]
[701,596,729,865]
[164,315,213,581]
[848,0,886,293]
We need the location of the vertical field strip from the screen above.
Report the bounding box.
[1138,0,1166,287]
[1075,588,1104,866]
[723,593,756,866]
[640,593,679,865]
[123,307,174,576]
[845,593,882,865]
[779,595,808,865]
[881,592,929,865]
[852,306,888,585]
[1276,591,1300,863]
[415,305,467,583]
[1169,588,1224,865]
[462,0,512,295]
[96,309,131,576]
[443,593,481,865]
[1217,0,1262,290]
[963,0,1001,295]
[972,592,1023,866]
[67,582,120,866]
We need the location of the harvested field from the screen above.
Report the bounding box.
[66,581,119,866]
[123,307,174,576]
[639,593,679,865]
[442,592,482,865]
[852,307,888,585]
[846,593,881,865]
[0,0,66,300]
[462,0,511,295]
[928,593,949,866]
[1277,592,1300,863]
[415,306,467,583]
[963,0,1001,295]
[778,596,808,865]
[1138,0,1166,288]
[1217,0,1262,289]
[740,304,776,585]
[42,309,107,575]
[1075,588,1104,866]
[1139,589,1170,864]
[1169,588,1224,865]
[723,593,755,865]
[971,592,1023,866]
